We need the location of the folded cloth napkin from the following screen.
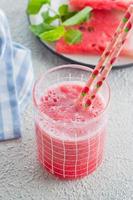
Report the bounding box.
[0,10,34,141]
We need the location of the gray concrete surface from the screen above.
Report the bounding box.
[0,1,133,199]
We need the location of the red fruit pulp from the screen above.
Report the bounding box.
[70,0,133,11]
[56,10,133,57]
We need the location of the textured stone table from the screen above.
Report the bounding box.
[0,1,133,200]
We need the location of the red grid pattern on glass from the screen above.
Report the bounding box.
[36,124,106,179]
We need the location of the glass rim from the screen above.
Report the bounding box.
[33,64,111,126]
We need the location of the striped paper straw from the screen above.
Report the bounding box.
[84,5,133,108]
[79,5,133,102]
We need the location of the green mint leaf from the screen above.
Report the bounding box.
[29,23,54,36]
[63,7,92,26]
[64,29,82,45]
[45,15,59,24]
[39,26,65,42]
[58,4,69,16]
[41,10,49,20]
[42,11,59,24]
[61,11,77,22]
[58,4,77,22]
[27,0,50,15]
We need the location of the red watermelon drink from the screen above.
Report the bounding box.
[33,65,110,180]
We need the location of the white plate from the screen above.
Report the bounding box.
[28,0,133,68]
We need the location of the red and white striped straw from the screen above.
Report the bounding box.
[79,5,133,108]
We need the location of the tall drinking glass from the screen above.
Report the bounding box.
[33,65,110,180]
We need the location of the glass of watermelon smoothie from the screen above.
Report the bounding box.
[33,65,110,180]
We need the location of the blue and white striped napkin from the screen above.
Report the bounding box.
[0,10,34,141]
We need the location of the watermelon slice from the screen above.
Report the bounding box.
[70,0,133,11]
[56,10,133,57]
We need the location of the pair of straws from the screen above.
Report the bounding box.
[79,5,133,108]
